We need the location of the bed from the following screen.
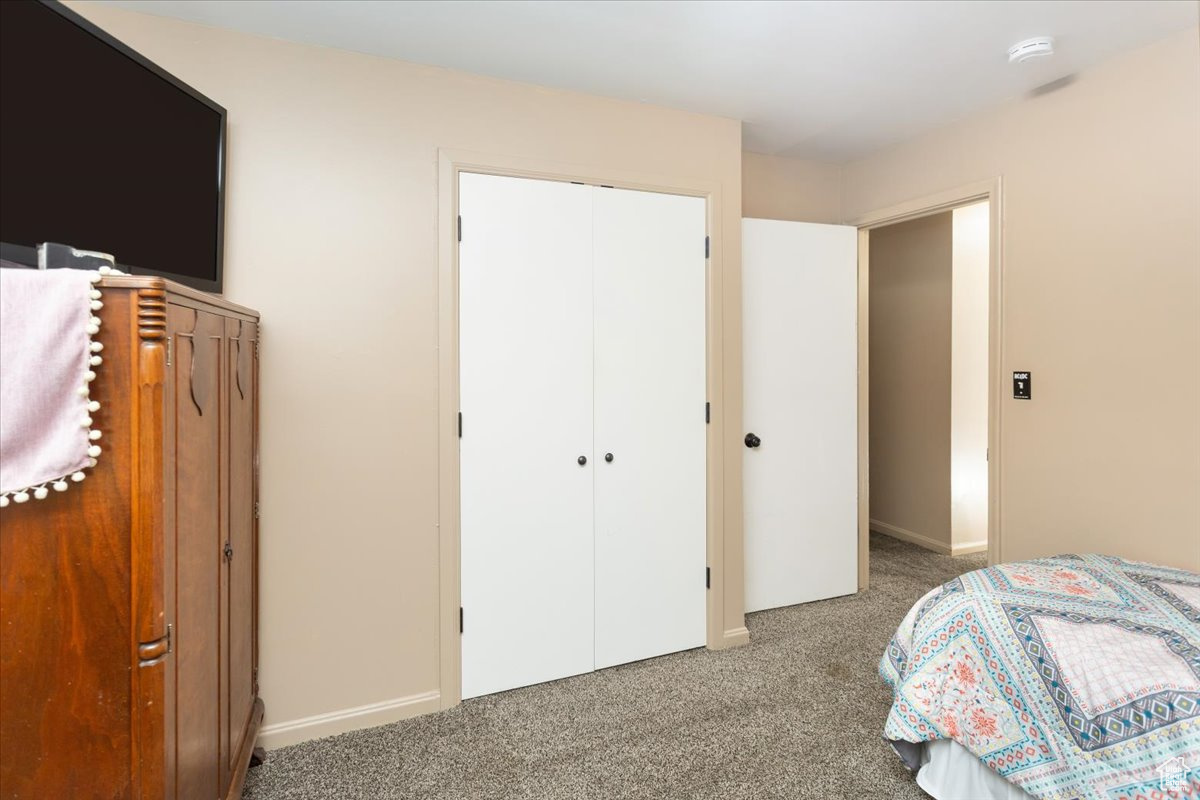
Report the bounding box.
[881,553,1200,799]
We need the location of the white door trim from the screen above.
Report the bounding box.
[437,148,735,709]
[850,178,1005,588]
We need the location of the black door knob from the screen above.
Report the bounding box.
[578,455,587,466]
[744,433,761,449]
[605,453,614,463]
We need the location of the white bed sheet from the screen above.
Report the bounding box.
[916,739,1035,800]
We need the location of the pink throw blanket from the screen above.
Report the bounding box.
[0,267,104,503]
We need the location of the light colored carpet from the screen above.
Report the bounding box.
[243,533,986,799]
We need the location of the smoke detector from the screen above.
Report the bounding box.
[1008,37,1055,63]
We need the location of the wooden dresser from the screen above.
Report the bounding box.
[0,276,263,800]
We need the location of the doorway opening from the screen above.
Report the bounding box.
[853,181,1002,588]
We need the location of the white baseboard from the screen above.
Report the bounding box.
[258,690,441,750]
[872,520,988,558]
[952,539,988,556]
[870,520,951,555]
[721,626,750,648]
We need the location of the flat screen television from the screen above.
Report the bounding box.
[1,0,227,292]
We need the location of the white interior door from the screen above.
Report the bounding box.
[593,188,707,669]
[742,218,858,613]
[459,173,595,699]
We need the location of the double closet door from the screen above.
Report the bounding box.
[459,173,707,700]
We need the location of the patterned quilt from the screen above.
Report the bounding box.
[881,554,1200,800]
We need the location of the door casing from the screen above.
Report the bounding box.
[436,149,739,709]
[850,178,1005,588]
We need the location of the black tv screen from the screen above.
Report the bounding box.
[1,1,226,292]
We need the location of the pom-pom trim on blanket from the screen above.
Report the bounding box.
[0,267,119,508]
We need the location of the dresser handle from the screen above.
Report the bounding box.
[138,623,172,667]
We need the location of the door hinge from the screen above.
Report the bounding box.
[459,607,464,634]
[457,215,462,243]
[166,335,173,367]
[705,236,710,259]
[254,337,260,359]
[254,501,260,520]
[253,666,259,693]
[706,567,711,589]
[705,402,710,424]
[986,448,989,462]
[458,412,462,438]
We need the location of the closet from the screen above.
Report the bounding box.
[459,173,707,699]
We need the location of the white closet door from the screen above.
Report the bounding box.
[593,188,708,669]
[742,218,858,613]
[459,173,595,699]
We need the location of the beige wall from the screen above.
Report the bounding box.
[869,213,953,551]
[951,202,990,553]
[66,2,746,746]
[847,28,1200,570]
[59,2,1200,749]
[742,152,841,223]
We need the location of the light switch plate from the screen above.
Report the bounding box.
[1013,371,1031,400]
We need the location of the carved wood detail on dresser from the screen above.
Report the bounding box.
[0,277,263,800]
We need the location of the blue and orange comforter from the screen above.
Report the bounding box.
[881,554,1200,799]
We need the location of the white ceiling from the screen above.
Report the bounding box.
[101,0,1198,162]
